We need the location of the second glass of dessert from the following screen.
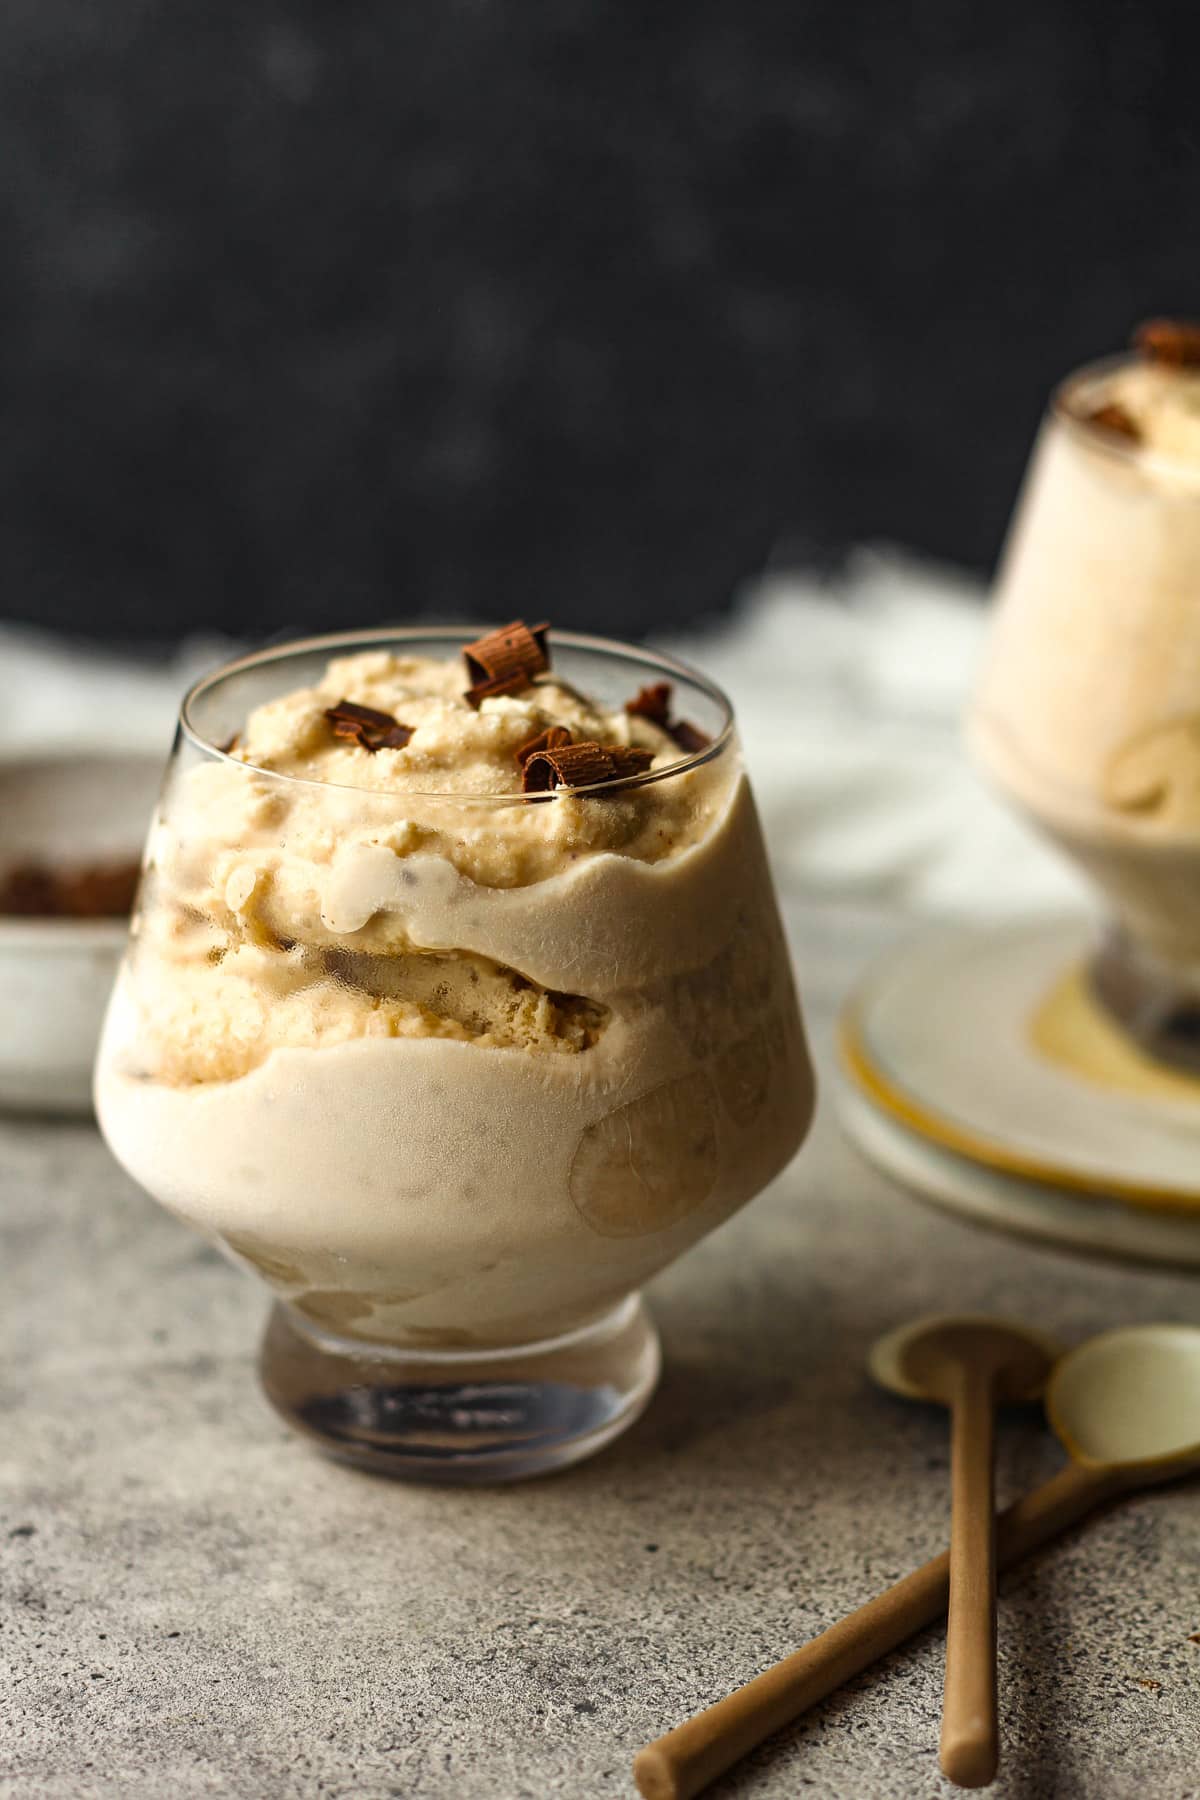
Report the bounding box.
[95,623,814,1481]
[970,320,1200,1066]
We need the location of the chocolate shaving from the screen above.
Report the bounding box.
[1085,401,1141,442]
[606,745,657,779]
[1133,318,1200,367]
[515,724,573,768]
[625,682,673,727]
[522,741,654,794]
[463,620,550,707]
[324,699,414,752]
[217,733,240,755]
[669,719,712,754]
[623,679,712,754]
[0,857,141,919]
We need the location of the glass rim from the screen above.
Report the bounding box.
[179,624,737,803]
[1051,351,1200,485]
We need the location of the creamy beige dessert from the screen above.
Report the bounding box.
[970,321,1200,975]
[95,626,813,1347]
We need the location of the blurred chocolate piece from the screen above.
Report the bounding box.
[625,682,673,727]
[1086,401,1142,442]
[0,857,141,918]
[624,679,712,754]
[670,720,711,754]
[1133,318,1200,367]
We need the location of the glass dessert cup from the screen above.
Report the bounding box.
[969,351,1200,1072]
[95,628,814,1482]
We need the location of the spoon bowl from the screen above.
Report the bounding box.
[1047,1322,1200,1474]
[870,1313,1061,1408]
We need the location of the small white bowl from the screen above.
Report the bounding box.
[0,753,163,1114]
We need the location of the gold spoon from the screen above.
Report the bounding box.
[632,1323,1200,1800]
[869,1315,1060,1787]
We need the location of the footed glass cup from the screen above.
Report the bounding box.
[95,629,814,1481]
[970,356,1200,1069]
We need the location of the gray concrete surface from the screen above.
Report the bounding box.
[3,903,1199,1800]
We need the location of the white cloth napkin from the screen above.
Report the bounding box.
[0,552,1084,919]
[0,628,228,760]
[661,548,1084,917]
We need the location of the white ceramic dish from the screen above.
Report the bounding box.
[840,915,1200,1206]
[838,1084,1200,1272]
[0,753,162,1113]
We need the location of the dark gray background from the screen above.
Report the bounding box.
[2,0,1196,642]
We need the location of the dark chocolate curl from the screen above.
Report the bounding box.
[605,745,656,779]
[324,699,414,752]
[521,741,653,793]
[515,725,573,768]
[463,620,550,707]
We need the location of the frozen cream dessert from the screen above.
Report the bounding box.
[95,624,813,1353]
[970,320,1200,979]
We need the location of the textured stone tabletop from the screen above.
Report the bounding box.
[3,902,1199,1800]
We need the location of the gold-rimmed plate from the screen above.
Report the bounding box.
[839,1084,1200,1271]
[839,915,1200,1217]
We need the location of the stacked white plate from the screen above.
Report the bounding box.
[838,916,1200,1271]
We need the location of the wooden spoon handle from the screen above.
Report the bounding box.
[632,1463,1113,1800]
[941,1365,999,1787]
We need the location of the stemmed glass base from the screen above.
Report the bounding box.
[258,1294,661,1484]
[1090,926,1200,1077]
